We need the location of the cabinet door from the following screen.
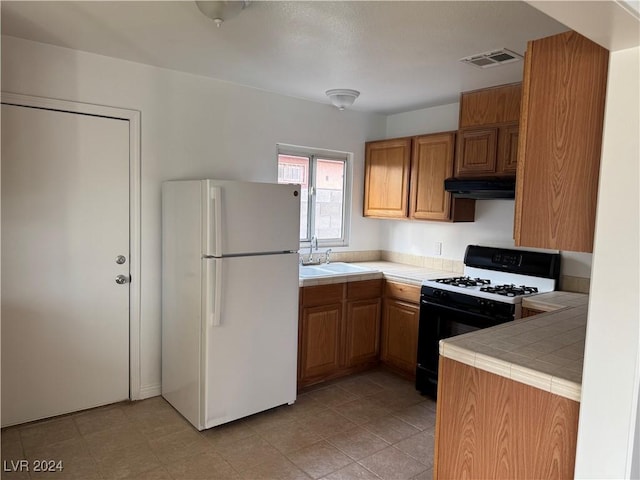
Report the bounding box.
[299,304,342,381]
[345,299,381,367]
[381,299,420,375]
[435,358,579,479]
[455,128,498,177]
[497,123,519,175]
[364,138,411,218]
[409,132,455,221]
[459,83,522,128]
[515,31,608,253]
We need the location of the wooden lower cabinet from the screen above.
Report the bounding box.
[298,279,382,388]
[345,299,381,367]
[299,303,342,380]
[380,281,421,378]
[435,357,579,479]
[381,299,419,376]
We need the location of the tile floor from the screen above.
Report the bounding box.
[1,369,436,480]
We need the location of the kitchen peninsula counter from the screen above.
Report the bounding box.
[440,291,589,401]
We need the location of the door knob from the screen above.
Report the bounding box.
[115,275,129,285]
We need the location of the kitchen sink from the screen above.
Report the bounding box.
[318,263,375,274]
[298,265,330,277]
[299,262,378,278]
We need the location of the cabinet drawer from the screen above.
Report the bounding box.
[384,281,420,304]
[347,279,383,300]
[302,283,344,307]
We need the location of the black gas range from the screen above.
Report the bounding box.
[415,245,561,397]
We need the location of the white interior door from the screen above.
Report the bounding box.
[1,103,130,426]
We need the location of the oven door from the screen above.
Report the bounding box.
[415,299,512,397]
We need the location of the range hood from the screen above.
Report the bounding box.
[444,177,516,199]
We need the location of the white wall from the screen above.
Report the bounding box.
[385,103,460,138]
[0,35,386,395]
[574,46,640,479]
[382,103,593,277]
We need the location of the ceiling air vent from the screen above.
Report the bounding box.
[460,48,523,69]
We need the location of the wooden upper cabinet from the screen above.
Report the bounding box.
[515,30,609,253]
[363,138,411,218]
[364,133,475,222]
[459,82,522,128]
[455,128,498,176]
[456,83,521,178]
[497,123,519,175]
[410,132,455,220]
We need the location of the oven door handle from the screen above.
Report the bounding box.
[422,299,501,323]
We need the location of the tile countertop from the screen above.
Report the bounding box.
[440,291,589,402]
[298,261,459,287]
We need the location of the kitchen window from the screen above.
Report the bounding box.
[277,144,351,247]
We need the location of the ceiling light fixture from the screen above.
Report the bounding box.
[196,1,249,28]
[325,89,360,111]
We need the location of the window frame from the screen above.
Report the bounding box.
[277,144,352,248]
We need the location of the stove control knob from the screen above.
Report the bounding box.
[478,299,485,306]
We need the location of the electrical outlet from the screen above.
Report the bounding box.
[435,241,442,256]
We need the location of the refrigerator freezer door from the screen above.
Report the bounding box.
[202,254,299,429]
[203,180,301,257]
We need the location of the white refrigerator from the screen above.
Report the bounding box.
[161,179,301,430]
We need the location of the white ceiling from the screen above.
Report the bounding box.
[1,1,570,114]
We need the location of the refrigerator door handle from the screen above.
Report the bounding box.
[213,260,223,327]
[205,259,223,327]
[207,186,223,257]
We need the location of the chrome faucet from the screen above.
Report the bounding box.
[302,236,320,265]
[325,248,332,264]
[309,236,317,260]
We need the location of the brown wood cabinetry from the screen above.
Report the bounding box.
[515,31,608,253]
[455,83,521,178]
[298,279,382,388]
[410,133,473,221]
[365,133,474,222]
[363,138,411,218]
[380,281,421,378]
[299,303,342,380]
[345,300,381,367]
[435,357,579,479]
[459,83,522,128]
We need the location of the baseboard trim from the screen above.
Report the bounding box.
[138,383,161,399]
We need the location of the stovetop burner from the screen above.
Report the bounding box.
[480,284,539,297]
[423,246,559,305]
[435,276,491,288]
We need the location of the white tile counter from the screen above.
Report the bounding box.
[299,260,458,287]
[353,261,459,285]
[522,290,588,311]
[440,291,589,402]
